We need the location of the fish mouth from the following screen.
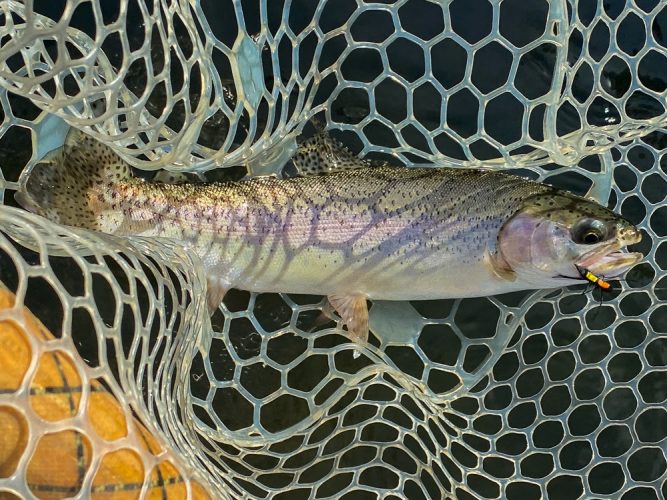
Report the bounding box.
[578,250,643,278]
[575,230,643,278]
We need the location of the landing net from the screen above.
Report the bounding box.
[0,1,665,498]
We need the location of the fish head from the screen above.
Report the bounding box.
[496,191,642,287]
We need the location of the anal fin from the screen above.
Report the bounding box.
[327,294,369,343]
[206,277,230,315]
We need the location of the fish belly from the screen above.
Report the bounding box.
[187,218,519,300]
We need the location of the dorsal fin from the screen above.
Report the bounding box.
[291,127,372,176]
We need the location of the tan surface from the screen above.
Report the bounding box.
[0,288,211,499]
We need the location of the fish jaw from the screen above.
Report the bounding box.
[581,251,643,278]
[575,227,642,278]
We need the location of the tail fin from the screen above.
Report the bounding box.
[15,130,132,229]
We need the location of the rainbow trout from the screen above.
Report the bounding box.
[16,131,642,342]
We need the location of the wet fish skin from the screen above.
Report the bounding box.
[100,167,550,300]
[16,131,642,342]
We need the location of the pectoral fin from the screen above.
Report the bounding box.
[327,294,369,343]
[206,277,229,314]
[484,249,516,282]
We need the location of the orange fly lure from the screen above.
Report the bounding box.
[578,267,611,290]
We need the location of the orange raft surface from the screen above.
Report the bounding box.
[0,288,211,499]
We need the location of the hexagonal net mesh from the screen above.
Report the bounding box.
[0,0,665,499]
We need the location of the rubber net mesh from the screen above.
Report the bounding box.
[0,0,665,498]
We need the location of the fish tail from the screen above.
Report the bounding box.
[15,130,132,229]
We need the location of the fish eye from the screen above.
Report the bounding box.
[572,219,607,245]
[581,229,602,244]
